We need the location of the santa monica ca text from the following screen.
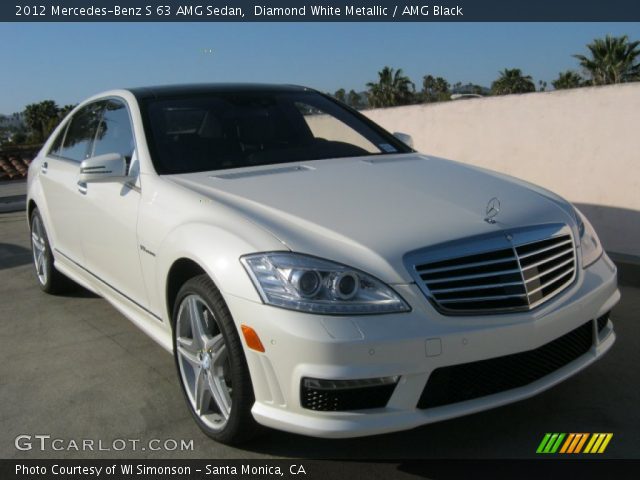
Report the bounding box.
[16,464,307,476]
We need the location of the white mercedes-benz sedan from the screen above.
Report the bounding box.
[27,84,619,444]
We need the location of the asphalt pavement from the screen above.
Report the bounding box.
[0,208,638,460]
[0,180,26,214]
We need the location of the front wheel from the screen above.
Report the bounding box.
[172,274,260,444]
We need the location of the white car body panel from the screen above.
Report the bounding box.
[166,154,579,285]
[26,86,619,438]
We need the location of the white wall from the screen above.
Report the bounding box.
[363,83,640,261]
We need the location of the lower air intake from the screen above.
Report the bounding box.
[301,377,398,411]
[418,321,593,409]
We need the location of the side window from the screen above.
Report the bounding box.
[58,102,104,162]
[48,123,68,157]
[92,100,135,161]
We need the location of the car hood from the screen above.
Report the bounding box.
[167,154,577,283]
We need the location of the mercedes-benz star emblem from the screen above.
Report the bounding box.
[484,197,501,224]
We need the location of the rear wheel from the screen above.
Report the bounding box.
[172,274,260,444]
[30,208,73,294]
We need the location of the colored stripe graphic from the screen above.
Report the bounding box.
[536,433,565,454]
[536,433,552,453]
[544,433,559,453]
[584,433,598,453]
[584,433,614,454]
[538,433,613,454]
[574,433,589,453]
[598,434,613,453]
[560,433,575,453]
[567,433,583,453]
[550,433,565,453]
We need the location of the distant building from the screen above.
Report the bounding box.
[451,83,491,96]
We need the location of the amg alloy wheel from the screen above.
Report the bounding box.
[172,275,259,444]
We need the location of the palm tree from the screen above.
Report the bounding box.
[422,75,450,102]
[552,71,584,90]
[333,88,346,103]
[574,35,640,85]
[24,100,59,142]
[491,68,536,95]
[347,90,362,109]
[58,104,76,119]
[366,67,415,108]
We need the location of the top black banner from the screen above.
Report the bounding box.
[5,0,640,22]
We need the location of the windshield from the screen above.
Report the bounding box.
[141,90,412,174]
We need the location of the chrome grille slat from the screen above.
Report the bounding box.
[410,229,577,314]
[420,268,521,284]
[517,238,573,259]
[524,257,574,283]
[521,249,574,271]
[526,268,574,296]
[525,258,573,284]
[416,256,516,274]
[439,293,528,303]
[529,276,575,309]
[430,281,524,294]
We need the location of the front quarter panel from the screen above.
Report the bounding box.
[136,175,287,323]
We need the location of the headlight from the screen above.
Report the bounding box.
[241,253,410,315]
[575,208,603,268]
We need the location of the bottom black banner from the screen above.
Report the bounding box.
[2,459,639,479]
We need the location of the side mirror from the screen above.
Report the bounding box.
[79,153,127,183]
[393,132,414,149]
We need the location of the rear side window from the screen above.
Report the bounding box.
[92,100,135,161]
[57,102,104,162]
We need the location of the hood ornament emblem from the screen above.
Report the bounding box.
[484,197,501,224]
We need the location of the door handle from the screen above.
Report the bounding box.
[41,162,48,174]
[77,181,87,195]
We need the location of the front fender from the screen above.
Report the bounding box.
[154,222,287,322]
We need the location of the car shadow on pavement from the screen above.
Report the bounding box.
[59,284,100,299]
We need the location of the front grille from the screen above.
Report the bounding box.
[413,229,576,314]
[417,321,593,409]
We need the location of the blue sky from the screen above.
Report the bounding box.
[1,22,639,113]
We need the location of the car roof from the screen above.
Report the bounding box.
[128,83,312,101]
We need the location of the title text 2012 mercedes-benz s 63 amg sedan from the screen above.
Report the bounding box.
[27,84,618,444]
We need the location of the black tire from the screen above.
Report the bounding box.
[172,274,261,445]
[29,208,74,294]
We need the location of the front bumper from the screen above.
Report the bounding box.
[225,253,619,438]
